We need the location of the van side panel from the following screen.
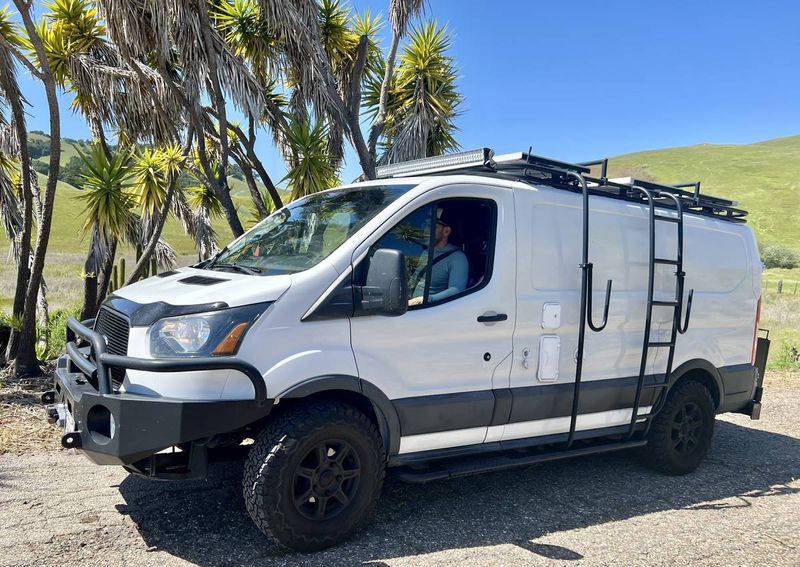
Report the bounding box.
[507,184,758,440]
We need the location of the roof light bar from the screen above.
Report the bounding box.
[375,148,495,178]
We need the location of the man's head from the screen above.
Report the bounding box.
[435,206,455,248]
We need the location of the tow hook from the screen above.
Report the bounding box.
[62,432,82,449]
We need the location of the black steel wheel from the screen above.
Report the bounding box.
[670,402,704,455]
[292,439,362,521]
[243,400,385,552]
[643,380,715,475]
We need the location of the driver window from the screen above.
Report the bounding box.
[369,198,496,309]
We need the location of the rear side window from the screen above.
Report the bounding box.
[364,198,497,308]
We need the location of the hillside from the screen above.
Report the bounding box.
[605,135,800,250]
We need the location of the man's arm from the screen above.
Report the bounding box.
[429,252,469,302]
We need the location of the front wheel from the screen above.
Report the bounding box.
[243,401,385,551]
[642,380,715,475]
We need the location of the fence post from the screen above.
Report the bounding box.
[778,280,783,294]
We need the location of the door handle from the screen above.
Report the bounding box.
[477,313,508,323]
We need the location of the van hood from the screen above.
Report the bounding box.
[112,267,292,308]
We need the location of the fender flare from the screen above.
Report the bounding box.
[277,375,402,456]
[668,358,724,408]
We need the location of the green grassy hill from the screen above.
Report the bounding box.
[605,135,800,250]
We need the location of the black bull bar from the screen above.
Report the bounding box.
[63,316,267,405]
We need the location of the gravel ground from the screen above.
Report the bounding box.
[0,388,798,567]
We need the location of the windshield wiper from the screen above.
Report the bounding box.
[210,263,262,275]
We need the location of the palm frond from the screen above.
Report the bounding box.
[75,143,135,239]
[388,0,425,36]
[153,236,176,269]
[378,21,462,164]
[281,117,339,200]
[0,150,23,260]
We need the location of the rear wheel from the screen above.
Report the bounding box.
[643,380,715,475]
[243,401,385,551]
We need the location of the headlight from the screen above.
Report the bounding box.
[148,303,270,358]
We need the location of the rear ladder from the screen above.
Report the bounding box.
[626,189,694,438]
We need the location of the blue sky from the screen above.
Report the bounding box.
[14,0,800,183]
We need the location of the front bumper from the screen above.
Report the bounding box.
[43,317,272,467]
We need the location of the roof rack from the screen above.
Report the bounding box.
[375,148,748,223]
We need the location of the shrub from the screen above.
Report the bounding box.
[772,340,800,370]
[760,244,800,269]
[58,155,85,188]
[36,304,81,361]
[31,160,49,176]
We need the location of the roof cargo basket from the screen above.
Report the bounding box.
[375,148,748,223]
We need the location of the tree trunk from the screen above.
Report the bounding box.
[0,70,33,361]
[237,156,269,219]
[368,31,401,159]
[197,0,244,238]
[96,236,117,305]
[247,116,283,209]
[79,229,100,321]
[13,0,62,378]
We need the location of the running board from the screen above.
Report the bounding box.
[390,440,647,484]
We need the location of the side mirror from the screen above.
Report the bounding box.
[355,248,408,317]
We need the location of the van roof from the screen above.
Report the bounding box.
[375,148,748,224]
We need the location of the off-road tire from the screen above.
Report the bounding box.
[643,380,715,475]
[243,400,385,552]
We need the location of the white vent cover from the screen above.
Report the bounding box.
[542,303,561,329]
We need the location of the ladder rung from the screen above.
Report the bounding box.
[652,300,679,307]
[648,341,675,348]
[654,258,679,265]
[654,216,680,223]
[643,382,669,390]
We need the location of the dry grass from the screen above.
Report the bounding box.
[764,370,800,389]
[0,365,61,455]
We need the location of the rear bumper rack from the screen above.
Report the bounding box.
[42,317,272,467]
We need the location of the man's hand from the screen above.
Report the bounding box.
[408,296,423,306]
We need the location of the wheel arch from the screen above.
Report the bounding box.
[276,375,401,457]
[668,359,724,409]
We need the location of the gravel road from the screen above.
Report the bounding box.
[1,388,798,567]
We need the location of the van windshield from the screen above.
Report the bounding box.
[208,184,416,275]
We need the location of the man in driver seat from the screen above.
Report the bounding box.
[408,206,469,305]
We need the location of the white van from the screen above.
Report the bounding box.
[45,149,770,551]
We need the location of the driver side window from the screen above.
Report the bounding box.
[369,198,496,309]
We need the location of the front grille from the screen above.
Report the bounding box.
[94,307,130,388]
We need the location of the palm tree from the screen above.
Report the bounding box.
[75,143,134,320]
[364,21,462,164]
[96,0,265,238]
[126,143,187,284]
[0,5,35,361]
[367,0,424,161]
[11,0,63,378]
[282,117,339,200]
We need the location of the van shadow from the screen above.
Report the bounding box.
[115,420,800,566]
